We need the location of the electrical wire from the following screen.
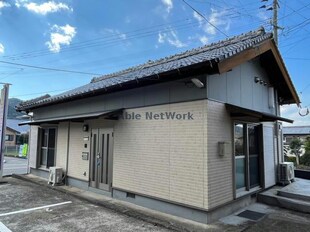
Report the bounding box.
[0,60,102,76]
[4,18,197,60]
[181,0,229,37]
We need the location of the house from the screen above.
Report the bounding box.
[5,119,30,146]
[283,126,310,145]
[16,28,300,224]
[283,126,310,157]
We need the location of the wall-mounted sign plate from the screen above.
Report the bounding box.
[82,152,89,160]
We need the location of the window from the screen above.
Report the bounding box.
[234,123,261,193]
[5,134,14,141]
[39,128,56,168]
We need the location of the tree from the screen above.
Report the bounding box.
[301,137,310,166]
[305,137,310,154]
[290,138,303,165]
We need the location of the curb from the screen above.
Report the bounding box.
[12,174,211,232]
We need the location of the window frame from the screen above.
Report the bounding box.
[38,127,57,169]
[5,134,14,141]
[233,121,262,198]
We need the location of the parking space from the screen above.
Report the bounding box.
[0,178,171,232]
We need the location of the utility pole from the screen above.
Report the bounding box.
[260,0,280,46]
[273,0,279,45]
[0,83,10,183]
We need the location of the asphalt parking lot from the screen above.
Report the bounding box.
[2,177,310,232]
[0,177,171,232]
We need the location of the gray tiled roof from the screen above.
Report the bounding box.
[7,119,30,134]
[17,27,273,111]
[283,126,310,135]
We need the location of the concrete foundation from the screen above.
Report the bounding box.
[113,188,254,224]
[29,168,254,224]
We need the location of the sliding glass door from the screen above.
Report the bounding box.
[235,123,246,190]
[234,123,261,194]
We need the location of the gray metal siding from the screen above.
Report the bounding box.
[33,76,207,120]
[208,59,277,115]
[227,68,241,106]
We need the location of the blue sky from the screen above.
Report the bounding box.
[0,0,309,125]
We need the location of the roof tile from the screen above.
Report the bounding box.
[17,27,272,111]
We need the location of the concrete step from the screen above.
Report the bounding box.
[278,189,310,202]
[258,189,310,214]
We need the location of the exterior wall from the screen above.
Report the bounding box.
[67,122,89,181]
[5,128,17,146]
[32,76,207,121]
[29,126,39,169]
[207,58,277,115]
[55,122,69,171]
[113,100,208,209]
[207,100,233,209]
[263,123,276,188]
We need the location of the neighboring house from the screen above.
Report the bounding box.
[5,119,30,146]
[283,126,310,157]
[283,126,310,145]
[16,28,300,224]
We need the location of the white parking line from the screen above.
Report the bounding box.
[0,222,12,232]
[0,201,72,217]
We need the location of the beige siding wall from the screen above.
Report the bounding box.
[207,100,233,209]
[29,126,39,168]
[56,122,69,171]
[67,122,89,181]
[113,100,208,208]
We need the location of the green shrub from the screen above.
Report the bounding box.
[285,156,296,165]
[300,152,310,166]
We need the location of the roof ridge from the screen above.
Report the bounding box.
[16,27,275,111]
[91,27,269,83]
[17,94,51,109]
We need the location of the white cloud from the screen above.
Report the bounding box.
[193,8,230,35]
[281,105,310,127]
[20,1,72,15]
[199,36,209,44]
[193,11,203,25]
[15,0,27,8]
[257,11,269,21]
[158,29,186,48]
[158,33,165,43]
[0,1,10,9]
[45,24,76,53]
[0,43,4,54]
[161,0,173,13]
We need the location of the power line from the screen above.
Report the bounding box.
[181,0,229,37]
[0,60,102,76]
[4,9,274,62]
[4,19,197,61]
[0,68,24,81]
[11,88,72,98]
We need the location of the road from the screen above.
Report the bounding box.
[2,157,28,176]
